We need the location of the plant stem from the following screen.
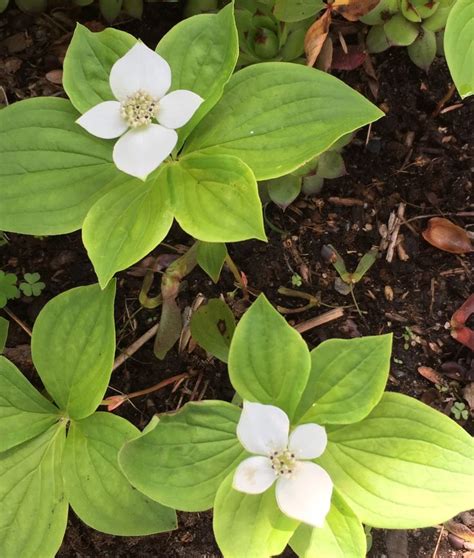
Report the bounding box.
[2,307,32,337]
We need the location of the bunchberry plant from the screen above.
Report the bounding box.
[0,283,176,558]
[120,295,474,558]
[0,5,383,289]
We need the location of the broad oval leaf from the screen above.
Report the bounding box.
[214,472,298,558]
[63,412,177,535]
[31,282,116,420]
[169,153,266,242]
[184,62,384,180]
[120,401,245,511]
[228,295,311,420]
[0,423,68,558]
[444,0,474,99]
[63,24,136,113]
[295,334,392,425]
[0,97,121,235]
[83,169,174,288]
[0,316,8,353]
[157,4,239,147]
[190,298,236,362]
[319,392,474,528]
[196,241,228,283]
[0,356,60,452]
[290,490,366,558]
[274,0,325,22]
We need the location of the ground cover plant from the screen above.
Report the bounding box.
[0,0,473,556]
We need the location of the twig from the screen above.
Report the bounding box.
[386,202,406,263]
[432,525,444,558]
[294,308,344,333]
[432,84,456,117]
[113,322,159,371]
[1,307,32,337]
[404,211,474,223]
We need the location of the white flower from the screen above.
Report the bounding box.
[76,42,203,180]
[233,401,333,528]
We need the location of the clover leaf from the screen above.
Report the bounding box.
[19,272,46,297]
[0,270,20,308]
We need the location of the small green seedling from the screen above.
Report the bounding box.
[291,273,303,287]
[0,270,20,308]
[120,295,474,558]
[19,272,46,297]
[451,401,469,421]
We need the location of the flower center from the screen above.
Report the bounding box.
[270,449,296,478]
[120,90,159,128]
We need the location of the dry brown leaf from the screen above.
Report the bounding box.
[463,383,474,411]
[417,365,445,386]
[45,70,63,85]
[305,9,332,67]
[332,0,381,21]
[422,217,473,254]
[315,36,334,72]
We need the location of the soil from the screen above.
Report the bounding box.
[0,2,473,557]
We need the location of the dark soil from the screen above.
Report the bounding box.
[0,2,472,557]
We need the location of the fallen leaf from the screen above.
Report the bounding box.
[315,36,334,72]
[45,70,63,85]
[422,217,473,254]
[305,9,332,67]
[331,45,367,70]
[463,383,474,411]
[1,32,33,54]
[332,0,381,21]
[417,365,445,386]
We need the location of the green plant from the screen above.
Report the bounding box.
[444,0,473,98]
[19,272,46,297]
[0,5,382,289]
[363,0,457,71]
[451,401,469,421]
[119,295,474,557]
[0,270,20,308]
[0,283,176,557]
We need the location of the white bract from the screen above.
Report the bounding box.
[233,401,333,528]
[76,42,203,180]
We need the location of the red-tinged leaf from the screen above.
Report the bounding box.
[331,45,367,70]
[105,395,126,411]
[417,366,445,386]
[451,326,474,352]
[305,9,332,67]
[332,0,381,21]
[451,294,474,328]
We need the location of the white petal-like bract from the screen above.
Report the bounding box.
[109,42,172,102]
[233,456,277,495]
[158,90,204,129]
[76,101,128,139]
[113,124,177,180]
[237,401,289,456]
[275,461,333,528]
[288,423,328,460]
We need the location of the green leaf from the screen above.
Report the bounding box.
[83,169,174,288]
[197,241,228,283]
[0,270,20,308]
[0,97,123,235]
[169,153,266,242]
[19,272,45,297]
[157,4,239,148]
[264,175,302,209]
[0,423,68,558]
[274,0,325,22]
[214,472,298,558]
[120,401,245,511]
[184,63,384,180]
[0,316,8,353]
[290,490,366,558]
[228,294,311,420]
[351,249,377,283]
[190,298,236,362]
[63,412,176,535]
[444,0,474,99]
[319,392,474,528]
[31,282,116,420]
[63,24,136,113]
[295,335,392,425]
[0,356,59,452]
